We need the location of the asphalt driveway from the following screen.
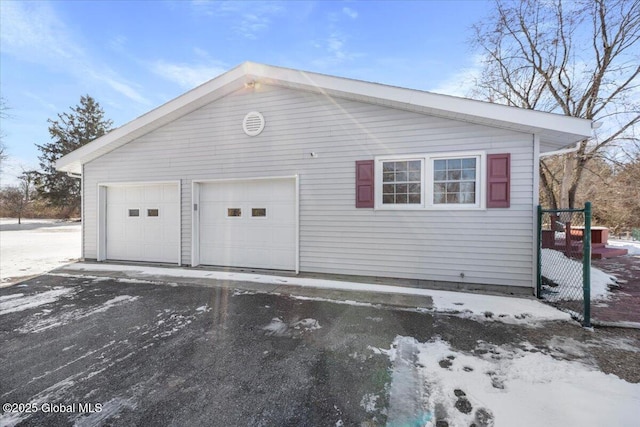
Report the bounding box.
[1,273,639,426]
[2,274,395,426]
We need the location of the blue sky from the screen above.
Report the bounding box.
[0,0,491,186]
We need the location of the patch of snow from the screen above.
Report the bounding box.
[0,221,81,286]
[73,396,137,427]
[292,318,321,331]
[262,317,289,337]
[262,317,322,337]
[0,287,76,315]
[0,293,24,301]
[387,336,640,427]
[367,345,390,356]
[360,393,380,413]
[607,238,640,255]
[541,249,617,301]
[89,295,139,314]
[16,295,139,333]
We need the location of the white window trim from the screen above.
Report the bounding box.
[375,151,486,210]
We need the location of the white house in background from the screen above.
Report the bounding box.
[56,62,592,295]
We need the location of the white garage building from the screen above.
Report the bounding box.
[56,62,592,294]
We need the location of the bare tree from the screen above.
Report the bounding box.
[0,171,35,224]
[0,96,9,164]
[472,0,640,208]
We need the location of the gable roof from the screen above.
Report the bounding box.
[57,61,593,174]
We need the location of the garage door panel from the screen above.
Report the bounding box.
[125,187,143,203]
[199,179,296,270]
[106,184,179,263]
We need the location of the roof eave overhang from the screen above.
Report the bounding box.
[56,61,593,175]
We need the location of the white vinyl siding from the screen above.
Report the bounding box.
[83,83,536,288]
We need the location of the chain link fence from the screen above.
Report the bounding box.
[537,203,592,326]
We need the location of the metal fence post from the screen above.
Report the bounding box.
[536,205,543,298]
[583,202,592,327]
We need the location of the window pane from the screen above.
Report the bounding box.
[432,156,478,205]
[461,182,475,193]
[447,170,461,180]
[408,183,421,193]
[461,192,476,203]
[380,159,422,205]
[434,170,446,181]
[252,208,266,217]
[147,209,159,217]
[448,159,461,170]
[408,171,421,181]
[227,208,241,217]
[128,209,139,217]
[394,161,408,172]
[461,169,475,180]
[461,158,476,168]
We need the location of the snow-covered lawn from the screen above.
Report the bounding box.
[541,249,618,301]
[608,238,640,255]
[384,336,640,427]
[0,219,81,287]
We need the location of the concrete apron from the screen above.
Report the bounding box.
[52,264,435,311]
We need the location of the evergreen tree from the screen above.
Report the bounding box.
[36,95,113,216]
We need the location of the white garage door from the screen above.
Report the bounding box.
[106,183,179,263]
[199,179,296,270]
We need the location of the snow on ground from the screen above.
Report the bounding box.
[385,336,640,427]
[541,249,618,301]
[0,219,81,286]
[16,294,139,334]
[61,263,571,324]
[262,317,322,337]
[608,238,640,255]
[0,287,77,315]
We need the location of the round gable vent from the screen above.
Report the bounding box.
[242,111,265,136]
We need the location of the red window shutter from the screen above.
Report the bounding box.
[487,153,511,208]
[355,160,374,208]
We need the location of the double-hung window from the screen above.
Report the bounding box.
[381,159,423,206]
[375,152,484,210]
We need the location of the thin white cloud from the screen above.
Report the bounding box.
[0,1,150,106]
[190,1,284,39]
[342,7,358,19]
[428,56,484,97]
[152,61,227,89]
[312,30,363,69]
[108,35,128,53]
[23,92,58,113]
